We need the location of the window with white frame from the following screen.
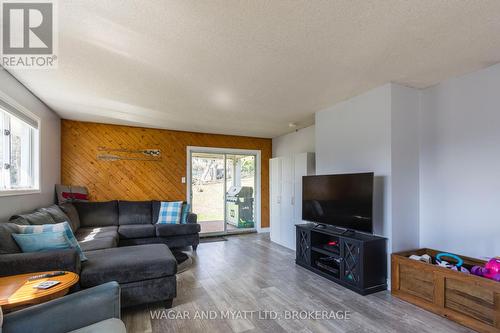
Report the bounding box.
[0,100,39,192]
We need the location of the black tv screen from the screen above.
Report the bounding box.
[302,173,374,233]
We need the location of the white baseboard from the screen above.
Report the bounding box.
[258,227,270,233]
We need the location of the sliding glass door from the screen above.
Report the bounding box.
[189,150,257,236]
[191,153,226,233]
[225,154,256,232]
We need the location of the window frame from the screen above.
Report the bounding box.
[0,92,41,197]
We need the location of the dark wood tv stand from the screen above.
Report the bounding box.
[295,223,387,295]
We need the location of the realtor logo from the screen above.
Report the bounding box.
[1,0,57,68]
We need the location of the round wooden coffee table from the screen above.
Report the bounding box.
[0,271,79,312]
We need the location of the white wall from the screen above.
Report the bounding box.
[0,70,61,220]
[272,125,315,157]
[315,84,392,240]
[419,63,500,259]
[391,84,420,252]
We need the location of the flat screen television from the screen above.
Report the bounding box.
[302,172,374,233]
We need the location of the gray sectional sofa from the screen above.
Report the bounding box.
[0,200,200,308]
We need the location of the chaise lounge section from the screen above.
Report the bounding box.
[81,244,177,307]
[0,200,200,308]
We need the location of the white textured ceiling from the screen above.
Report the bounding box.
[7,1,500,138]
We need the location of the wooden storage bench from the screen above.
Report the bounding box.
[392,248,500,333]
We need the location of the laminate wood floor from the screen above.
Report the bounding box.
[122,233,475,333]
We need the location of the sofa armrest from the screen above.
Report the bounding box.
[186,212,197,224]
[0,249,81,277]
[3,281,121,333]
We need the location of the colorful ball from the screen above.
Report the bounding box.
[484,258,500,280]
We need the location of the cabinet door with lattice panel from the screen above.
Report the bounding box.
[296,228,311,265]
[341,239,361,287]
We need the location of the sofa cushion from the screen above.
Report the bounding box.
[69,318,126,333]
[151,201,161,223]
[59,203,81,231]
[75,226,119,241]
[74,201,118,227]
[155,223,200,237]
[9,211,56,225]
[118,201,152,225]
[79,237,118,252]
[118,225,155,239]
[80,244,177,287]
[0,222,21,254]
[75,226,119,252]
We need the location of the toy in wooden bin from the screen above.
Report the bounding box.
[471,257,500,282]
[408,254,431,264]
[434,253,470,274]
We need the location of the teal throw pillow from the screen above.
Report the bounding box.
[181,203,191,224]
[16,222,87,261]
[12,231,71,253]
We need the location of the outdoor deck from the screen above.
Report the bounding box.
[199,220,252,234]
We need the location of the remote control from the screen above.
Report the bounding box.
[34,280,61,289]
[28,271,67,281]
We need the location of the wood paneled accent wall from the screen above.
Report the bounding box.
[61,120,272,227]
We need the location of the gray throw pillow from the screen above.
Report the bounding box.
[59,202,81,231]
[39,205,71,224]
[9,211,56,225]
[0,222,21,254]
[8,217,30,225]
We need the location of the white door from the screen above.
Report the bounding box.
[291,155,306,250]
[270,153,315,250]
[280,156,294,249]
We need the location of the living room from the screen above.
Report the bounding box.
[0,2,499,333]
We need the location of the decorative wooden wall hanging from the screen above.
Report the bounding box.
[96,146,162,161]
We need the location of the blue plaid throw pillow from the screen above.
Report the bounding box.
[157,201,183,224]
